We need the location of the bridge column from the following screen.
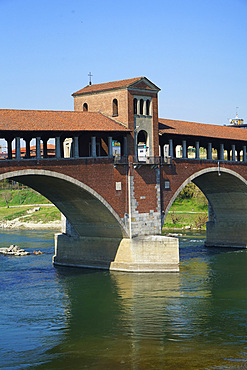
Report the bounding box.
[55,137,61,158]
[226,148,230,161]
[231,144,236,161]
[237,150,241,162]
[143,100,147,116]
[182,140,187,158]
[42,138,48,158]
[137,99,140,114]
[7,139,12,159]
[25,139,31,158]
[108,136,113,157]
[73,136,79,158]
[123,136,128,156]
[168,139,174,157]
[159,144,164,158]
[36,137,41,159]
[220,143,224,160]
[207,142,212,160]
[91,136,97,157]
[243,145,247,162]
[15,137,21,160]
[195,141,200,159]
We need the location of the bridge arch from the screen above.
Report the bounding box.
[0,169,129,238]
[164,167,247,247]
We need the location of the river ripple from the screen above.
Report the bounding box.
[1,229,247,369]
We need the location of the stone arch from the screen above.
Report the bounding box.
[0,169,129,238]
[164,167,247,218]
[163,167,247,247]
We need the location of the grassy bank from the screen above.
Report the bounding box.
[0,181,61,225]
[162,183,208,231]
[0,205,61,224]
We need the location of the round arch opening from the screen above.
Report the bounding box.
[162,167,247,245]
[137,130,148,161]
[0,169,128,239]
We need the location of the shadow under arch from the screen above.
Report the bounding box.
[0,169,129,239]
[163,167,247,248]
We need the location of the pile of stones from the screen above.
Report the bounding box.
[0,244,30,256]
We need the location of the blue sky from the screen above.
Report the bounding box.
[1,0,247,125]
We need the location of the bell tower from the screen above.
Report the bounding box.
[72,77,160,157]
[126,78,160,158]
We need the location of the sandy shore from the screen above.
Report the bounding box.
[0,219,61,230]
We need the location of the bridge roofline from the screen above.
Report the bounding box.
[72,77,160,96]
[159,118,247,142]
[0,109,130,132]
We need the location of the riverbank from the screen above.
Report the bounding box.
[0,218,61,230]
[162,183,208,230]
[0,204,61,230]
[162,210,208,231]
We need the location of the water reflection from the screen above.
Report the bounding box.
[41,239,247,369]
[2,230,247,369]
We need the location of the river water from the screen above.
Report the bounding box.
[1,230,247,369]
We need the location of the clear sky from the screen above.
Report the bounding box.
[1,0,247,125]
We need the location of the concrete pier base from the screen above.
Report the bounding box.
[53,233,179,272]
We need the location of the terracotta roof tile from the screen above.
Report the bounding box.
[72,77,144,96]
[159,118,247,142]
[0,109,130,132]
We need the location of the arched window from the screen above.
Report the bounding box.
[112,99,118,116]
[137,130,148,162]
[146,100,150,115]
[137,130,147,144]
[133,98,137,115]
[140,99,144,115]
[83,103,88,112]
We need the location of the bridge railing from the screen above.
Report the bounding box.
[133,156,172,165]
[113,156,173,165]
[0,154,174,166]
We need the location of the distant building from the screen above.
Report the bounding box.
[226,113,247,128]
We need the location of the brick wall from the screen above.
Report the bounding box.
[74,89,129,126]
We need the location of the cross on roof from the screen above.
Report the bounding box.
[88,72,93,85]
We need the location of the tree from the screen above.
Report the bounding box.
[2,191,12,208]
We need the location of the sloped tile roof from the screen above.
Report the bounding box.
[159,118,247,142]
[0,109,129,132]
[72,77,144,96]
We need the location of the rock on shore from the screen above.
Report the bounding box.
[0,244,30,256]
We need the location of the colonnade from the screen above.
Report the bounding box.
[163,138,247,162]
[1,135,128,160]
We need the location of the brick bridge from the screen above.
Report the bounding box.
[1,76,247,272]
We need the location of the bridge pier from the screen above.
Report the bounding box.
[53,233,179,272]
[206,220,247,248]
